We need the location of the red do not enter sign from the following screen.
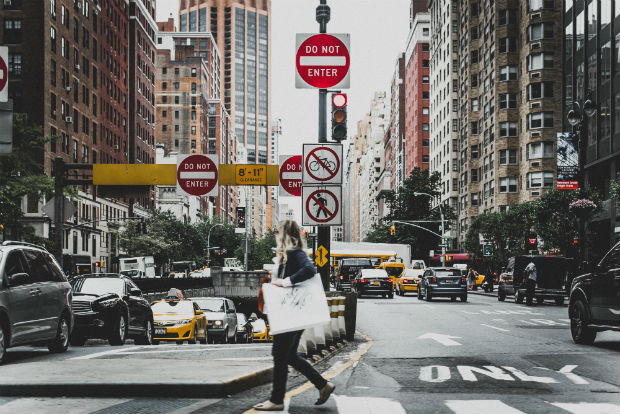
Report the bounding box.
[279,155,302,197]
[176,154,219,197]
[296,33,350,89]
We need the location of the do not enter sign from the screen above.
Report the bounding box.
[296,33,350,89]
[279,155,302,197]
[176,154,218,197]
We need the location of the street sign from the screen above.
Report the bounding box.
[483,244,493,257]
[42,196,77,221]
[302,143,342,185]
[315,245,328,267]
[302,185,342,226]
[295,33,350,89]
[279,155,302,196]
[176,154,218,197]
[235,165,267,185]
[0,46,8,103]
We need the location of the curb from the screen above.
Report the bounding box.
[469,290,497,298]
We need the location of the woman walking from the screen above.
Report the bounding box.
[253,220,335,411]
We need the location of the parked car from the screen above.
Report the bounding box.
[70,274,154,346]
[497,256,573,305]
[569,241,620,344]
[151,298,207,345]
[191,297,238,343]
[417,267,467,302]
[236,313,254,343]
[335,258,374,291]
[352,268,394,299]
[395,268,421,296]
[0,241,73,364]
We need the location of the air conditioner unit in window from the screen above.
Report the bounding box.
[531,191,541,196]
[531,12,541,20]
[530,42,541,50]
[114,145,119,150]
[64,116,73,123]
[530,102,541,109]
[531,161,541,167]
[531,131,541,138]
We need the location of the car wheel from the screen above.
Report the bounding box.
[69,334,87,346]
[570,300,597,345]
[417,288,423,300]
[515,290,524,304]
[108,313,128,346]
[426,291,432,302]
[0,324,7,365]
[536,297,544,305]
[176,340,184,345]
[460,294,467,302]
[388,292,394,299]
[48,314,70,353]
[231,328,237,344]
[135,319,153,345]
[222,328,229,344]
[498,288,506,302]
[555,297,564,306]
[199,330,207,345]
[188,326,198,344]
[152,340,160,345]
[451,296,457,302]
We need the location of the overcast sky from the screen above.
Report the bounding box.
[156,0,411,221]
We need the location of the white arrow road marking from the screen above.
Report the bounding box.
[179,171,216,179]
[549,402,620,414]
[445,400,526,414]
[417,333,462,346]
[333,396,407,414]
[557,365,589,384]
[299,56,347,66]
[480,324,510,332]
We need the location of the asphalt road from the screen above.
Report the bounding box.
[2,293,619,414]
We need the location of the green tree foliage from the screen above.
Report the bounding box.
[194,217,242,267]
[0,114,55,245]
[610,173,620,202]
[235,228,277,271]
[364,167,456,259]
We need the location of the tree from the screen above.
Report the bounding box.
[0,114,55,246]
[236,229,277,271]
[194,217,242,267]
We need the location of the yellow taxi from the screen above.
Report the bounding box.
[151,299,207,345]
[250,317,273,342]
[395,268,422,296]
[377,261,406,288]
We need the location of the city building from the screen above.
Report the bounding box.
[563,0,620,250]
[384,53,406,193]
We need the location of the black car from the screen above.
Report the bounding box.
[417,267,467,302]
[569,241,620,345]
[70,274,154,346]
[335,258,374,291]
[351,268,394,298]
[497,255,573,305]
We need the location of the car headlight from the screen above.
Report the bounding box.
[95,297,120,308]
[175,319,193,325]
[214,320,222,327]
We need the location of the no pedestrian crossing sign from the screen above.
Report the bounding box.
[302,186,342,226]
[295,33,350,89]
[302,143,342,185]
[279,155,302,197]
[176,154,218,197]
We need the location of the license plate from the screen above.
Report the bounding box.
[155,328,166,335]
[445,279,455,283]
[373,281,380,286]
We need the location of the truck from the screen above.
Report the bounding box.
[119,256,156,279]
[168,261,196,278]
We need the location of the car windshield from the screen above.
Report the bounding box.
[151,301,194,314]
[72,278,124,296]
[120,270,138,276]
[385,266,404,277]
[412,262,424,269]
[434,270,462,277]
[193,298,225,312]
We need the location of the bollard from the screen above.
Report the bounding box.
[323,298,334,344]
[337,296,346,338]
[313,324,326,349]
[298,329,309,355]
[330,296,340,341]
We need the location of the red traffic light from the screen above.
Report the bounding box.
[332,93,347,108]
[528,238,537,245]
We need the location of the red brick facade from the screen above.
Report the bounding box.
[405,42,429,175]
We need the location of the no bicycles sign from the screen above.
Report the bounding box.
[302,143,342,185]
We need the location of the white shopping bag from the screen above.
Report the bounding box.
[262,273,330,335]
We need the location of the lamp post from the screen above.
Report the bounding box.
[207,223,225,267]
[413,192,445,267]
[566,96,597,185]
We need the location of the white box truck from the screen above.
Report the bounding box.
[119,256,156,279]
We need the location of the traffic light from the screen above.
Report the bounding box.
[331,93,347,141]
[445,255,453,262]
[390,224,396,236]
[236,207,246,228]
[527,232,538,247]
[94,260,104,268]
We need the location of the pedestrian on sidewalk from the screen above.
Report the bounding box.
[253,220,335,411]
[523,261,537,306]
[467,267,475,291]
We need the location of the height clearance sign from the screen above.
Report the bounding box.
[296,33,350,89]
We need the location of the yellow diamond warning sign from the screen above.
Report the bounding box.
[315,245,329,268]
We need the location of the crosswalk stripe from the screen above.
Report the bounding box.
[445,400,527,414]
[548,402,620,414]
[333,395,407,414]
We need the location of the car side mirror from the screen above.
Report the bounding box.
[8,272,31,286]
[195,309,204,315]
[129,288,142,296]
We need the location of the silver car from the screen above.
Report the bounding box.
[191,297,238,344]
[0,241,73,364]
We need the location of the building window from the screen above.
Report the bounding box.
[499,121,518,137]
[422,123,429,131]
[499,177,518,193]
[8,53,21,77]
[527,53,554,70]
[527,22,554,41]
[527,82,554,100]
[174,82,180,89]
[471,169,479,182]
[471,98,479,112]
[422,107,429,116]
[422,75,429,83]
[499,9,517,25]
[471,193,479,206]
[422,59,429,68]
[50,26,56,53]
[527,141,554,159]
[422,91,429,99]
[422,155,429,163]
[499,149,518,165]
[527,112,554,129]
[499,37,517,53]
[527,171,554,188]
[422,43,429,51]
[471,145,480,159]
[471,121,478,135]
[499,65,518,81]
[499,94,517,109]
[528,0,555,12]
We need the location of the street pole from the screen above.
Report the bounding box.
[413,192,445,267]
[53,156,65,269]
[316,0,331,290]
[207,223,224,267]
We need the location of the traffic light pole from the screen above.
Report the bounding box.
[316,0,331,290]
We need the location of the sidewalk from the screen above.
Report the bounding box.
[0,341,346,398]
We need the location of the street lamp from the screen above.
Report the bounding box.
[207,223,225,267]
[567,95,597,184]
[413,192,446,267]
